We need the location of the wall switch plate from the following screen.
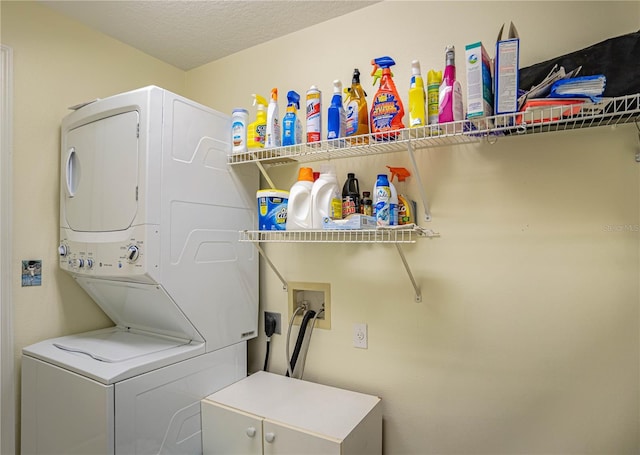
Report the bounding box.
[21,260,42,287]
[353,323,368,349]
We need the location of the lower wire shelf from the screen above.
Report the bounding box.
[239,227,440,302]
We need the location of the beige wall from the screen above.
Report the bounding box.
[1,1,186,449]
[187,1,640,453]
[2,0,639,453]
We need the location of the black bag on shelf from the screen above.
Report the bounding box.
[519,30,640,97]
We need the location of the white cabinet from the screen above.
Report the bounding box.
[201,371,382,455]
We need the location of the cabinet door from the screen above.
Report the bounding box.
[263,419,340,455]
[201,401,262,455]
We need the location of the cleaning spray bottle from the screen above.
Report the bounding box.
[327,80,346,141]
[370,56,405,140]
[408,60,426,128]
[427,69,443,126]
[438,46,464,124]
[387,166,416,225]
[282,90,302,146]
[247,94,267,149]
[265,88,281,148]
[345,68,369,140]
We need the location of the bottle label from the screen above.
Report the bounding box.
[427,83,440,123]
[232,121,244,147]
[373,185,391,226]
[254,124,266,145]
[306,92,321,143]
[371,93,401,132]
[331,197,343,219]
[342,195,358,217]
[345,100,359,136]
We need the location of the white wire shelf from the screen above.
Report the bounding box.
[228,93,640,166]
[240,227,439,302]
[239,227,439,244]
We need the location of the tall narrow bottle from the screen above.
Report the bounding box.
[438,46,464,124]
[282,91,302,146]
[408,60,426,128]
[265,88,281,148]
[327,80,346,141]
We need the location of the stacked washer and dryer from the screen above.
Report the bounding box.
[21,86,258,454]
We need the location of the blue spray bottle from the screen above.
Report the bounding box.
[282,90,302,146]
[327,80,346,141]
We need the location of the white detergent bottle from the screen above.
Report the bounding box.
[286,167,314,230]
[311,166,342,229]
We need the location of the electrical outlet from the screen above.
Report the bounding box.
[353,323,368,349]
[264,311,281,335]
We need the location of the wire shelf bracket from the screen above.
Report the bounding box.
[240,228,439,302]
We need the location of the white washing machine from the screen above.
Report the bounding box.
[21,86,258,454]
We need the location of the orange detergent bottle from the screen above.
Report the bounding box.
[370,56,405,141]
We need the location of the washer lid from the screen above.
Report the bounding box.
[53,330,187,363]
[23,327,205,384]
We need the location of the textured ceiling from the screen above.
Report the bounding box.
[40,0,379,70]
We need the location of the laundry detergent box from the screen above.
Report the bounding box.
[322,214,377,230]
[494,22,520,125]
[257,189,288,230]
[465,41,494,123]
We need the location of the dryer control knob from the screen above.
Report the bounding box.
[58,244,68,257]
[126,245,140,263]
[86,258,94,269]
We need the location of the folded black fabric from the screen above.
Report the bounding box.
[519,30,640,97]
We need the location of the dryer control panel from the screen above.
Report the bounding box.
[59,224,160,284]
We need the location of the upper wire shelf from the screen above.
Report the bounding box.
[239,227,439,244]
[228,93,640,166]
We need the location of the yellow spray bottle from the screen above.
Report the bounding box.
[409,60,426,128]
[247,94,267,149]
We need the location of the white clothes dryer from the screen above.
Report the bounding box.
[21,86,258,454]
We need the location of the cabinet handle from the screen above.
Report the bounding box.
[264,432,276,443]
[245,427,256,438]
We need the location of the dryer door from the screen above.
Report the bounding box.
[63,110,139,232]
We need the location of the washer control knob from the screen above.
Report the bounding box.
[86,258,94,269]
[126,245,140,263]
[58,244,68,257]
[68,258,84,268]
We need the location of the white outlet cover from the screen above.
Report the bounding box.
[353,323,368,349]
